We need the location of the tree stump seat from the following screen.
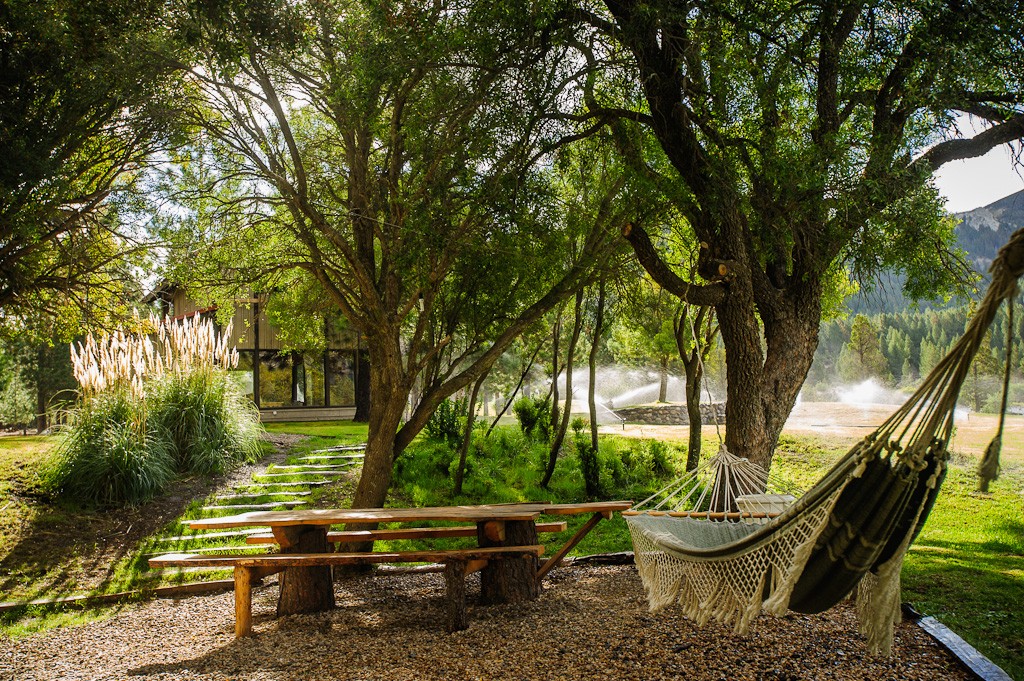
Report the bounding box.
[148,545,545,637]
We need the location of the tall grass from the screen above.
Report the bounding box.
[45,316,262,506]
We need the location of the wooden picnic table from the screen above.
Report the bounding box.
[187,500,632,616]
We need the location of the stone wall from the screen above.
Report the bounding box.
[612,402,726,426]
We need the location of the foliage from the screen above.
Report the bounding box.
[0,0,181,334]
[43,389,175,506]
[571,416,601,498]
[148,372,262,475]
[0,373,34,431]
[513,396,551,440]
[424,396,468,449]
[837,315,891,383]
[44,317,262,506]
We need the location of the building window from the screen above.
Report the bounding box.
[327,351,356,407]
[259,351,293,407]
[230,350,255,401]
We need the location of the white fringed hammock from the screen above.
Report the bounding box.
[624,227,1024,654]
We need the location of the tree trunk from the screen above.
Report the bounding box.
[684,360,703,472]
[543,291,584,488]
[453,372,486,496]
[35,345,46,433]
[658,355,669,402]
[585,279,606,498]
[549,310,561,437]
[478,520,540,604]
[277,526,335,616]
[351,342,408,511]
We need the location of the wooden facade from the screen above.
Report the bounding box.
[148,284,369,421]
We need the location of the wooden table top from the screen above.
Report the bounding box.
[188,501,633,530]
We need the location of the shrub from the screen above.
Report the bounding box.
[513,396,541,435]
[513,396,555,441]
[48,315,264,506]
[149,371,262,475]
[425,396,467,448]
[43,390,175,506]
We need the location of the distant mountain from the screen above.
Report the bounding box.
[845,189,1024,315]
[954,189,1024,271]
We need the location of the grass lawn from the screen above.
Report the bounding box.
[0,420,1019,678]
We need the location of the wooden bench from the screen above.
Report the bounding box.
[243,521,568,545]
[149,545,545,637]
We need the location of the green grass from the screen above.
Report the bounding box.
[1,422,1021,679]
[263,421,369,440]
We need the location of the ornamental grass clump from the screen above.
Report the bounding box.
[45,316,262,506]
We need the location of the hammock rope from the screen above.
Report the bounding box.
[625,227,1024,655]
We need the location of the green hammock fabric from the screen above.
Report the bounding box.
[625,227,1024,654]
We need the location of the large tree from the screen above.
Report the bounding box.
[566,0,1024,470]
[0,0,180,333]
[165,0,624,510]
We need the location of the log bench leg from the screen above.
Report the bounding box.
[443,560,468,632]
[234,566,254,638]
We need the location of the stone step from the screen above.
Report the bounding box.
[155,528,267,543]
[253,471,351,479]
[141,545,262,557]
[296,454,365,462]
[214,491,312,500]
[269,464,356,471]
[201,501,307,512]
[237,481,331,488]
[310,444,366,453]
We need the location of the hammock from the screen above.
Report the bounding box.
[624,227,1024,655]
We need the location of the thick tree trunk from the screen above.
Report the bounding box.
[351,343,409,511]
[277,526,335,616]
[478,520,540,604]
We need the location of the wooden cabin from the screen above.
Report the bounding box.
[146,283,369,422]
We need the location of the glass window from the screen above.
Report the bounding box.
[327,351,355,406]
[229,350,255,401]
[303,352,326,406]
[259,351,293,408]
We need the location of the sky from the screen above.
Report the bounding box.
[931,121,1024,214]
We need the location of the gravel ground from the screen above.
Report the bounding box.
[0,564,971,681]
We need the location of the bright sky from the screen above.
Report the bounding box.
[931,119,1024,214]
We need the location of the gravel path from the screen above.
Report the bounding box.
[0,564,970,681]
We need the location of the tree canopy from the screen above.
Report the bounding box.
[564,0,1024,469]
[0,0,182,336]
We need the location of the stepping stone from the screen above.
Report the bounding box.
[254,471,351,478]
[240,481,331,488]
[214,491,312,500]
[201,501,307,511]
[269,464,356,471]
[310,444,366,453]
[296,454,365,462]
[141,545,262,557]
[155,528,267,543]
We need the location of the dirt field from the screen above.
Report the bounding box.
[600,401,1024,466]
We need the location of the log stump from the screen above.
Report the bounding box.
[276,525,336,616]
[477,519,540,605]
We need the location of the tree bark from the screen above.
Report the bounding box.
[658,355,669,402]
[683,360,703,472]
[277,526,335,616]
[453,372,486,495]
[478,520,540,604]
[585,279,606,498]
[543,290,584,488]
